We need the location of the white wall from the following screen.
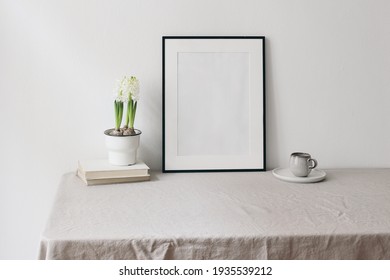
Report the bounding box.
[0,0,389,259]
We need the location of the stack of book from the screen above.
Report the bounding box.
[77,159,150,186]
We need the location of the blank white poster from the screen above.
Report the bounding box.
[177,52,250,156]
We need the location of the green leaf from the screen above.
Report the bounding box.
[114,101,119,129]
[130,101,137,129]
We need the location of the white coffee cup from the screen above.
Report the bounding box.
[289,152,318,177]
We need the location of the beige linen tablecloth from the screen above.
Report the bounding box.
[39,169,390,259]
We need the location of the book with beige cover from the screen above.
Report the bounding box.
[78,159,149,179]
[77,159,150,186]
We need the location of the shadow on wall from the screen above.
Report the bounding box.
[265,38,279,170]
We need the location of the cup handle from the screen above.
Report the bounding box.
[308,158,318,169]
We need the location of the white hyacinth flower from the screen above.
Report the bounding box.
[112,75,140,132]
[114,77,129,103]
[123,76,140,102]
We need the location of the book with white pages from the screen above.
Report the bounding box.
[77,169,150,186]
[78,159,150,180]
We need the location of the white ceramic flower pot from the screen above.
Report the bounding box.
[104,129,141,166]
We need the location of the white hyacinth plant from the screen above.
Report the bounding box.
[111,76,140,136]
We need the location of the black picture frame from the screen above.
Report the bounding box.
[162,36,266,173]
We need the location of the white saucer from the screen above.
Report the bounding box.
[272,168,326,183]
